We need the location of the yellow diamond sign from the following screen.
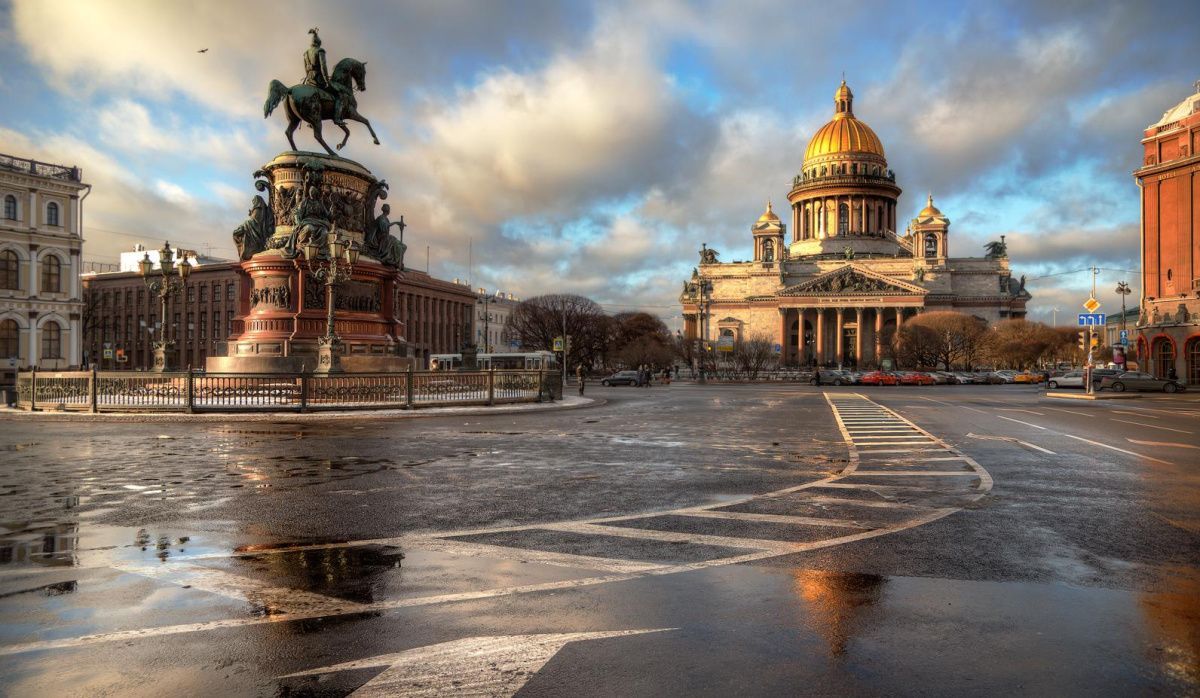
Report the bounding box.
[1083,297,1101,313]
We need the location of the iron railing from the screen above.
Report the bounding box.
[15,369,561,413]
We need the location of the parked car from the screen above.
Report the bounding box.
[810,370,850,386]
[600,370,640,386]
[951,372,976,384]
[860,370,899,386]
[979,372,1009,384]
[929,372,955,385]
[1047,371,1085,389]
[1099,371,1186,393]
[898,371,936,386]
[1089,368,1123,389]
[1012,371,1042,384]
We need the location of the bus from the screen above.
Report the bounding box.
[429,351,558,371]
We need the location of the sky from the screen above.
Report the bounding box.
[3,0,1198,331]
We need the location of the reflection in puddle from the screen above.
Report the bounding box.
[792,569,887,656]
[1139,571,1200,685]
[0,522,79,566]
[232,544,405,605]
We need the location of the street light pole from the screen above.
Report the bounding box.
[138,241,191,372]
[302,228,360,374]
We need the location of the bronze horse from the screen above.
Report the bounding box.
[264,57,380,156]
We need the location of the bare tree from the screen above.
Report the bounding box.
[507,294,609,371]
[733,333,778,379]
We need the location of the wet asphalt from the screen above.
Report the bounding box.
[0,383,1197,696]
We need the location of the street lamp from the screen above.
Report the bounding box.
[138,241,190,372]
[302,228,359,374]
[696,277,713,384]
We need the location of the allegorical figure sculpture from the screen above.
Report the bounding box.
[278,185,332,258]
[365,203,408,269]
[264,28,381,155]
[232,195,273,260]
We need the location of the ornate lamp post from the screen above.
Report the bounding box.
[302,229,360,373]
[696,277,713,384]
[138,241,191,372]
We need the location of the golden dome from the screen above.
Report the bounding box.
[803,81,886,163]
[918,193,942,217]
[757,200,780,223]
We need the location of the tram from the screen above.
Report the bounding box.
[428,351,557,371]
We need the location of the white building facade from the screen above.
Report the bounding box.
[0,153,90,386]
[475,288,521,352]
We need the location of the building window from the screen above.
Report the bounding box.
[41,321,62,359]
[187,285,195,302]
[924,235,938,258]
[41,256,62,293]
[1188,338,1200,386]
[838,203,849,235]
[199,284,207,303]
[1,319,18,358]
[3,195,16,220]
[213,311,221,338]
[226,283,235,301]
[1153,338,1176,379]
[0,250,18,289]
[46,202,60,227]
[187,313,194,340]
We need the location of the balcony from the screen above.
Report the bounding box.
[0,153,83,183]
[791,171,896,190]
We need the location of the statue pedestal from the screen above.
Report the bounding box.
[207,151,414,374]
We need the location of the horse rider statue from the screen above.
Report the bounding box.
[304,28,346,127]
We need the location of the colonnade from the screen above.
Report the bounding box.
[779,306,916,368]
[792,196,896,241]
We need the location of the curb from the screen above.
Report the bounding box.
[1045,391,1142,400]
[0,396,603,423]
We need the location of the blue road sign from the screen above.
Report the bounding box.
[773,343,782,353]
[1077,313,1106,326]
[1119,338,1129,346]
[1119,329,1129,339]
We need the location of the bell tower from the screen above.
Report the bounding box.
[911,193,949,264]
[751,201,785,264]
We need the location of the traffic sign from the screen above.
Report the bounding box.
[552,337,563,352]
[1083,297,1101,313]
[1077,313,1106,326]
[103,348,113,359]
[773,343,782,353]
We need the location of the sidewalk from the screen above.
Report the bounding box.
[0,395,600,423]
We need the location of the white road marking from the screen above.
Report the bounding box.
[1109,418,1193,434]
[1126,438,1200,450]
[1061,433,1171,465]
[996,408,1046,416]
[965,432,1056,454]
[848,471,979,477]
[995,415,1046,430]
[281,629,674,698]
[916,396,988,414]
[1043,406,1092,417]
[1111,410,1157,418]
[674,509,869,529]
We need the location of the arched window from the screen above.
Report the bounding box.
[46,202,60,227]
[3,195,16,220]
[1188,338,1200,386]
[1153,338,1175,379]
[838,203,849,235]
[762,239,774,263]
[41,255,62,293]
[0,319,17,358]
[41,321,62,359]
[925,234,938,258]
[1,250,18,289]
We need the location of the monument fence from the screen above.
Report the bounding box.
[14,369,562,413]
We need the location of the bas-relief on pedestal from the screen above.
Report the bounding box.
[207,151,413,373]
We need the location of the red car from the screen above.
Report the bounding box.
[860,371,899,386]
[898,371,936,386]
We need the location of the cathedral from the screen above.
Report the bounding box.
[681,81,1030,368]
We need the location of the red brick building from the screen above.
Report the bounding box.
[83,254,476,371]
[1134,82,1200,383]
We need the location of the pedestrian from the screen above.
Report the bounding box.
[1168,365,1178,381]
[576,364,586,396]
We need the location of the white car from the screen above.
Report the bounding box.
[1047,371,1085,389]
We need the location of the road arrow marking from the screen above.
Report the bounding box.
[1126,438,1200,450]
[281,629,674,697]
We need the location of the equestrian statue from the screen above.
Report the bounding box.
[264,28,381,156]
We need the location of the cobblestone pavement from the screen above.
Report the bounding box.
[0,384,1197,696]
